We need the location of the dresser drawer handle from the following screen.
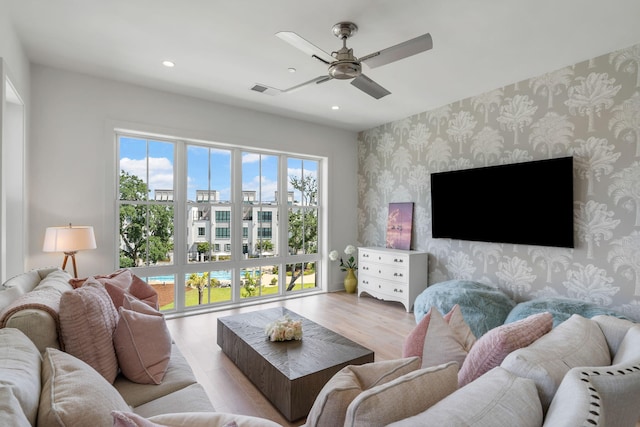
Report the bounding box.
[393,258,404,263]
[394,272,404,278]
[394,288,403,293]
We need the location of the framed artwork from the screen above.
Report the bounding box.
[386,202,413,250]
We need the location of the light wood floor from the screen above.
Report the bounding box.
[166,292,417,427]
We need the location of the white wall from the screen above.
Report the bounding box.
[0,3,30,281]
[27,65,358,290]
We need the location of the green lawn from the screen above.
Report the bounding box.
[161,282,316,311]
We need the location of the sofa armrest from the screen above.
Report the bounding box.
[4,309,61,352]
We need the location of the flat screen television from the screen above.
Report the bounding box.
[430,157,574,248]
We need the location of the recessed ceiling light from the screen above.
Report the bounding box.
[331,105,340,110]
[162,60,175,68]
[288,67,296,73]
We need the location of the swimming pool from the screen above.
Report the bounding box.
[148,271,232,282]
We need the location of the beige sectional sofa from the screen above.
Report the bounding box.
[303,310,640,427]
[0,268,281,427]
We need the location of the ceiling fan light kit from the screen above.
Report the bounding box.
[255,21,433,99]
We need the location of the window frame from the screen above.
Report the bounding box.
[116,131,325,315]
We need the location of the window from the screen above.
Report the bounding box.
[117,133,322,314]
[257,211,272,221]
[215,211,230,222]
[215,227,230,238]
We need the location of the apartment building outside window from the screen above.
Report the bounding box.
[117,133,322,314]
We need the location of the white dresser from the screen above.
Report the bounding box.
[357,247,429,312]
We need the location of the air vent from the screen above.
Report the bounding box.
[250,84,280,96]
[251,84,268,93]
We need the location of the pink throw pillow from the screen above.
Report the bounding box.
[113,305,171,385]
[70,269,159,310]
[129,275,159,310]
[458,311,553,387]
[69,268,132,289]
[402,309,432,358]
[59,280,119,383]
[122,293,162,316]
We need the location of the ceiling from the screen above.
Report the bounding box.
[6,0,640,132]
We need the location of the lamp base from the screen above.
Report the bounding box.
[62,251,78,278]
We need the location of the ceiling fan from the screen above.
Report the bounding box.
[252,22,433,99]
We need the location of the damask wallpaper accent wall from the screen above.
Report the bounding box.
[358,42,640,321]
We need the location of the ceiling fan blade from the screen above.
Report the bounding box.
[276,31,335,64]
[351,74,391,99]
[360,33,433,69]
[283,75,333,93]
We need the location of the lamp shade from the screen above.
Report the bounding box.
[43,225,97,253]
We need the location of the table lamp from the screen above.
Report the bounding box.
[43,223,97,278]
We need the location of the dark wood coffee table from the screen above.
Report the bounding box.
[217,307,374,421]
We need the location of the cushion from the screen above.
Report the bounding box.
[388,367,543,427]
[500,314,611,412]
[59,279,119,383]
[114,305,172,384]
[305,357,421,427]
[506,297,630,327]
[123,293,161,315]
[0,386,31,427]
[38,348,131,427]
[344,361,459,427]
[132,383,215,418]
[0,286,24,312]
[592,315,639,360]
[415,305,476,369]
[149,412,283,427]
[0,328,41,425]
[114,344,198,408]
[72,269,159,310]
[33,269,75,294]
[413,280,516,338]
[458,311,553,387]
[612,325,640,365]
[543,361,640,427]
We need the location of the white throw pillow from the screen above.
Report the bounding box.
[387,367,542,427]
[38,348,130,427]
[500,314,610,412]
[305,357,420,427]
[344,361,458,427]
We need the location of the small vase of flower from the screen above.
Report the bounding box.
[329,245,358,293]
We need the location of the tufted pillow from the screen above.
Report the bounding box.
[59,279,119,383]
[113,304,171,385]
[413,280,516,338]
[543,361,640,427]
[38,348,130,427]
[500,314,610,412]
[344,361,459,427]
[0,328,41,425]
[305,357,420,427]
[388,367,542,427]
[458,312,553,387]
